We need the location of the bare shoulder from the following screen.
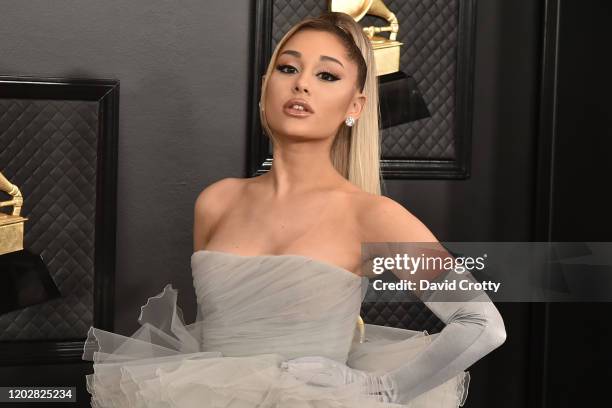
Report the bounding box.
[194,177,245,213]
[356,193,439,243]
[193,177,246,250]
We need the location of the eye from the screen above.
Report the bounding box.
[319,71,339,82]
[275,64,339,82]
[276,64,296,74]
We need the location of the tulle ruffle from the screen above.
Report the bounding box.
[83,284,470,407]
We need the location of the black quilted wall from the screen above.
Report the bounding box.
[0,99,97,340]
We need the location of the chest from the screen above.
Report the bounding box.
[205,198,365,273]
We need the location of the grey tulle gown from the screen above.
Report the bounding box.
[82,250,470,407]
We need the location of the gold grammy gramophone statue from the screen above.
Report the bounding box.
[0,171,28,256]
[330,0,403,76]
[0,171,61,315]
[330,0,431,127]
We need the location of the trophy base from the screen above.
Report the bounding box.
[379,71,431,128]
[0,249,61,315]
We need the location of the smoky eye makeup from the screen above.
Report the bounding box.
[275,63,341,82]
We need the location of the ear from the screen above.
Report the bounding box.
[346,92,367,120]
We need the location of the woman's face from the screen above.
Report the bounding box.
[263,29,366,142]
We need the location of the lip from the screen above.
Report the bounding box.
[283,105,313,117]
[283,98,314,116]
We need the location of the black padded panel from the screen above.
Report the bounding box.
[0,99,97,340]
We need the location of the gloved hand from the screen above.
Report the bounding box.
[281,355,395,402]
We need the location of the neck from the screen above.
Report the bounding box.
[262,138,346,198]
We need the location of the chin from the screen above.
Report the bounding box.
[271,122,314,136]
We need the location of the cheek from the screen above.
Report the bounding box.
[265,76,284,108]
[318,92,353,118]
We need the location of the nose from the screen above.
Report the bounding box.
[293,75,309,94]
[294,84,309,94]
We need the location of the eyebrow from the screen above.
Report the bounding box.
[279,50,344,68]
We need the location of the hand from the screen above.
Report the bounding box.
[280,356,396,402]
[281,355,360,387]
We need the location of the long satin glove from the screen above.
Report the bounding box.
[379,267,508,404]
[280,356,395,403]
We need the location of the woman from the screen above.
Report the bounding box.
[83,11,506,407]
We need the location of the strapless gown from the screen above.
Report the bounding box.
[82,250,470,407]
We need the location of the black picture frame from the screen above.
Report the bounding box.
[528,0,561,406]
[247,0,477,179]
[0,76,118,365]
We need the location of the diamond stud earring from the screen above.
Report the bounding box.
[345,116,355,127]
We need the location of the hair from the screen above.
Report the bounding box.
[259,11,383,195]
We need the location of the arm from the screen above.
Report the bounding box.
[368,197,507,403]
[381,277,506,403]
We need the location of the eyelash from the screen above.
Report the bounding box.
[275,64,340,82]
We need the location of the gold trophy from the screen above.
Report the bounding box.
[330,0,430,127]
[0,171,28,256]
[329,0,403,76]
[0,171,61,315]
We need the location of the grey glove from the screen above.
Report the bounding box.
[281,355,395,402]
[378,267,507,404]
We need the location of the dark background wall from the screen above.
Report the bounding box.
[0,1,608,407]
[537,1,612,406]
